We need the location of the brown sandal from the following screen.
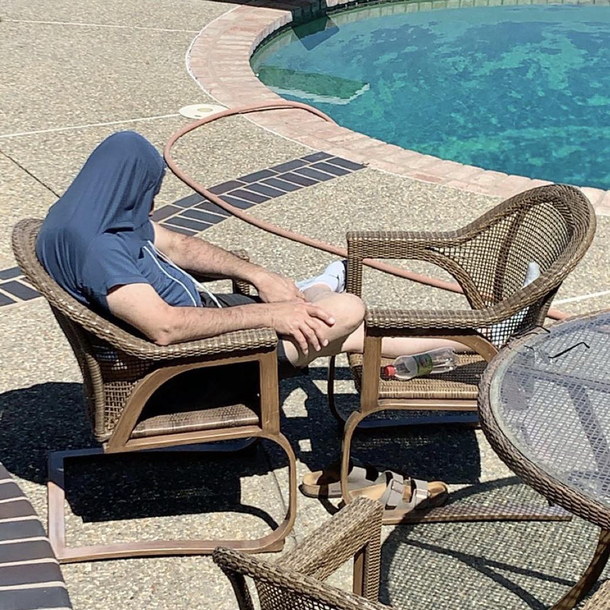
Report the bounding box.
[350,470,448,523]
[300,459,382,499]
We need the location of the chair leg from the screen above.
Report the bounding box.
[327,355,345,429]
[47,434,297,563]
[338,410,571,525]
[339,410,368,503]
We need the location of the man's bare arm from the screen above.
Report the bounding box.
[152,222,303,303]
[106,283,334,353]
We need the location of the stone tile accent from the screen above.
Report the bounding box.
[0,267,22,281]
[187,0,610,215]
[0,276,40,307]
[0,281,39,301]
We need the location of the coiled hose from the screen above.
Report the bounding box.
[164,100,566,321]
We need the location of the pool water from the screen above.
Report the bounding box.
[252,3,610,190]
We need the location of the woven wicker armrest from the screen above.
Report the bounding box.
[365,305,511,334]
[98,327,278,361]
[347,230,464,260]
[213,546,389,610]
[213,499,388,610]
[277,498,383,581]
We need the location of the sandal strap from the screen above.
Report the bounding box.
[378,471,406,510]
[402,478,431,511]
[348,459,379,485]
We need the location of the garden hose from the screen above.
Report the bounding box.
[164,100,566,321]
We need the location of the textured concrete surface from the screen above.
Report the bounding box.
[2,0,236,30]
[1,0,610,609]
[0,23,198,134]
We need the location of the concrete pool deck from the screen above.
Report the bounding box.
[1,1,610,609]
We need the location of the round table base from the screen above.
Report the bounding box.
[551,529,610,610]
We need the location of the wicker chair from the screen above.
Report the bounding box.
[214,497,610,610]
[327,185,596,522]
[11,219,297,563]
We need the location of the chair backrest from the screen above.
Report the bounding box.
[347,186,595,348]
[446,185,596,344]
[437,184,594,303]
[11,219,158,442]
[348,185,595,347]
[214,497,388,610]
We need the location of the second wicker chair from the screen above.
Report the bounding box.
[327,185,596,522]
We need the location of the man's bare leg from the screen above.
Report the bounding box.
[280,285,365,367]
[341,323,470,358]
[280,284,468,367]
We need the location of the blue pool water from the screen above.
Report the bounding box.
[252,3,610,190]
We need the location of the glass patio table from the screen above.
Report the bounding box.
[478,311,610,610]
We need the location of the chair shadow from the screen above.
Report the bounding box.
[277,364,482,487]
[63,448,279,530]
[0,381,283,529]
[0,382,91,484]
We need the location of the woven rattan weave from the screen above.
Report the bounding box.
[214,497,610,610]
[479,311,610,609]
[326,185,596,522]
[11,219,297,562]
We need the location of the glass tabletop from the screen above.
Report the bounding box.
[489,312,610,511]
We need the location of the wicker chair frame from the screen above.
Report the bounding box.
[214,497,610,610]
[12,219,297,563]
[328,185,596,523]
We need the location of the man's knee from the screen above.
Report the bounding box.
[329,293,365,335]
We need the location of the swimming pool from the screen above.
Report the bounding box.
[252,2,610,190]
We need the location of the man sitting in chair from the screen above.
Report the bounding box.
[36,131,460,369]
[35,131,457,514]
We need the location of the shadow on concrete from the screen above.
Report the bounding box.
[0,382,284,529]
[0,382,92,485]
[378,487,604,610]
[64,445,279,530]
[278,365,482,486]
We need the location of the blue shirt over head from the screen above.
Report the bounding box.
[36,131,203,311]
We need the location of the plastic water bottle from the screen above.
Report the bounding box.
[382,348,457,380]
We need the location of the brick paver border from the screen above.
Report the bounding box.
[188,0,610,215]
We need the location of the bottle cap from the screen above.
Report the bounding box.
[382,365,396,377]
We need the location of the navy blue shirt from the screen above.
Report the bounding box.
[36,131,202,311]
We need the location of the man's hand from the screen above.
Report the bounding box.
[265,300,335,355]
[254,270,305,304]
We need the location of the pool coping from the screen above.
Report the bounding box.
[187,0,610,214]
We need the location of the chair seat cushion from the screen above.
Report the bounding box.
[131,365,261,439]
[348,352,487,400]
[132,403,260,438]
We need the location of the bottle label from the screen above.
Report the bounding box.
[413,353,434,376]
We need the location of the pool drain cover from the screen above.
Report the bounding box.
[179,104,226,119]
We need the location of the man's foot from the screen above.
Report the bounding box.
[297,260,347,293]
